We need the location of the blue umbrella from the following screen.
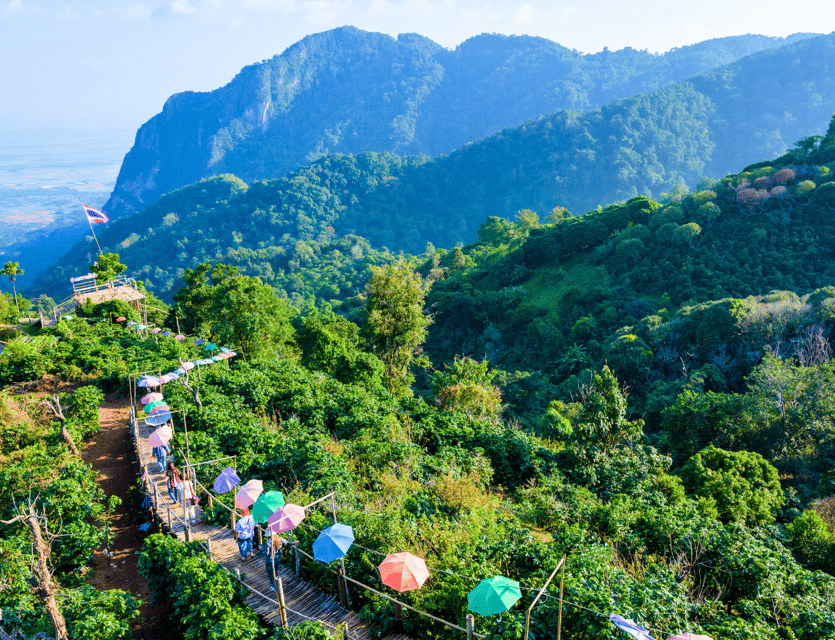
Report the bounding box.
[195,358,213,366]
[213,467,240,494]
[194,338,205,345]
[220,347,233,354]
[313,523,355,563]
[137,376,161,388]
[127,321,137,326]
[161,331,173,336]
[173,368,186,375]
[144,410,172,426]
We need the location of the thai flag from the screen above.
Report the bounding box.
[83,204,109,224]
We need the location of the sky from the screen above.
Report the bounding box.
[2,0,834,131]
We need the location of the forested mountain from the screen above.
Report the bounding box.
[103,27,817,217]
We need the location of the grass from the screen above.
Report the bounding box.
[524,258,610,310]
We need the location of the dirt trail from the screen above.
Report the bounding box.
[82,394,170,639]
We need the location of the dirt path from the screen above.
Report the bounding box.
[82,394,171,639]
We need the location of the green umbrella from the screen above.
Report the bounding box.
[251,490,286,523]
[145,400,165,412]
[468,576,522,616]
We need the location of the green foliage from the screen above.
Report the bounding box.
[681,446,784,526]
[90,252,127,284]
[363,262,432,395]
[138,534,267,640]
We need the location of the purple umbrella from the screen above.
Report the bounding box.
[609,614,656,640]
[137,376,161,388]
[194,338,205,345]
[151,327,162,334]
[213,467,241,494]
[161,331,173,336]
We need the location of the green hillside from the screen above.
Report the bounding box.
[105,28,818,218]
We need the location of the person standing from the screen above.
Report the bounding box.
[166,463,181,503]
[262,532,283,592]
[177,474,197,524]
[235,508,255,560]
[152,443,170,472]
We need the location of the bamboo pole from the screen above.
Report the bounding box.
[467,614,474,640]
[523,556,565,640]
[277,577,288,628]
[294,540,300,576]
[207,537,213,561]
[557,557,566,640]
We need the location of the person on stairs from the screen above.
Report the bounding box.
[262,531,283,592]
[176,474,197,524]
[235,507,255,560]
[152,443,170,472]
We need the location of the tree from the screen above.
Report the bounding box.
[1,261,24,316]
[363,262,432,396]
[89,253,126,285]
[680,445,784,526]
[431,356,502,422]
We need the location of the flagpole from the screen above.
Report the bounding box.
[83,205,105,257]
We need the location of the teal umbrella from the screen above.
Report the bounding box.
[205,342,218,351]
[251,491,286,523]
[145,400,165,412]
[468,576,522,616]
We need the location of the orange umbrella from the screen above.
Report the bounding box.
[234,479,263,509]
[378,552,430,592]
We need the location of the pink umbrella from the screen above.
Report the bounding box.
[181,362,196,371]
[148,425,173,447]
[141,392,164,404]
[379,552,430,592]
[175,334,185,341]
[267,503,306,534]
[151,327,162,334]
[116,316,126,322]
[149,404,171,415]
[234,479,264,509]
[159,373,179,384]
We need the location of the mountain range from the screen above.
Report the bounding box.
[103,27,819,218]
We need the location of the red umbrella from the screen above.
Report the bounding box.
[267,503,305,534]
[116,316,126,322]
[378,552,430,592]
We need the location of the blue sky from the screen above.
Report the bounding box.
[2,0,833,130]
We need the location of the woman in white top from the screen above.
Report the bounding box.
[177,476,197,524]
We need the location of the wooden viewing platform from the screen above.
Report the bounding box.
[131,410,417,639]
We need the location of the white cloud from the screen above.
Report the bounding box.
[515,2,534,24]
[172,0,198,12]
[4,0,23,13]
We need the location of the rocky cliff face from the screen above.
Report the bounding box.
[103,27,817,218]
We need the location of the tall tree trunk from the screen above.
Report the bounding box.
[10,277,19,315]
[26,506,69,640]
[178,359,202,408]
[43,396,79,457]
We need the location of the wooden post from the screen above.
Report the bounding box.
[557,557,566,640]
[331,493,349,603]
[337,566,348,608]
[257,525,263,549]
[277,577,288,628]
[182,410,191,469]
[208,493,214,510]
[175,315,181,335]
[393,602,403,631]
[293,540,300,576]
[466,614,474,640]
[153,483,159,509]
[231,509,236,532]
[167,505,172,530]
[207,537,213,561]
[236,567,241,581]
[271,534,277,592]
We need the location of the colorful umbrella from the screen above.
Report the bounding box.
[379,552,429,592]
[195,358,214,366]
[144,410,172,426]
[216,353,233,360]
[136,324,147,330]
[213,467,240,494]
[251,491,286,523]
[205,342,217,350]
[194,338,205,345]
[211,356,223,362]
[116,316,126,322]
[220,347,233,354]
[175,334,185,340]
[267,503,305,534]
[666,635,714,640]
[180,361,196,371]
[313,524,355,563]
[127,321,137,326]
[144,400,165,412]
[149,404,171,415]
[159,372,179,384]
[63,315,72,320]
[161,331,173,336]
[234,479,264,509]
[148,425,173,447]
[141,392,164,404]
[151,327,162,334]
[137,376,161,388]
[609,615,655,640]
[468,576,522,616]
